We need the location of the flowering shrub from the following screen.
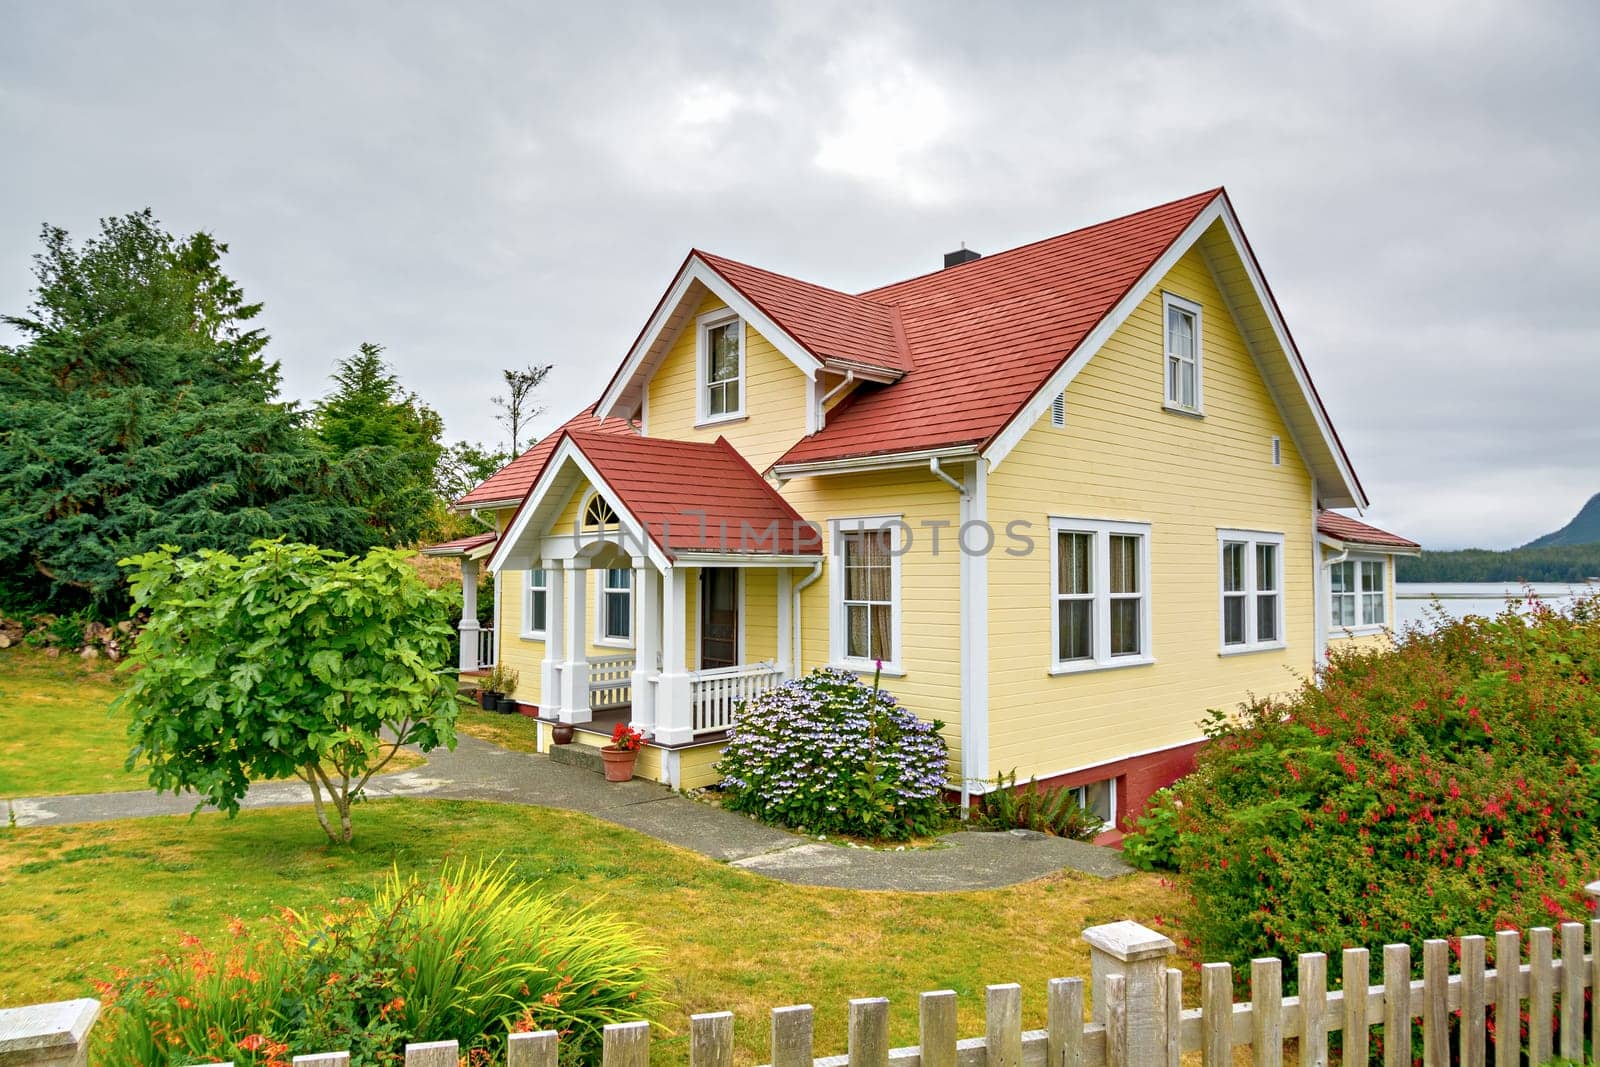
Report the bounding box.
[1148,594,1600,975]
[96,860,660,1065]
[715,666,949,840]
[1120,788,1185,871]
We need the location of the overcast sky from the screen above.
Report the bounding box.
[3,1,1596,550]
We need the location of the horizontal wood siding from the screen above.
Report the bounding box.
[779,467,965,773]
[986,244,1316,781]
[644,294,812,473]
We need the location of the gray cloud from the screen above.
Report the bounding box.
[3,0,1595,549]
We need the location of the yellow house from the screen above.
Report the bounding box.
[428,188,1418,836]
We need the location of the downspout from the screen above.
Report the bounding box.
[929,456,966,495]
[931,456,983,818]
[791,560,824,680]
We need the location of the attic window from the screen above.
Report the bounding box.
[583,494,617,527]
[1162,292,1203,414]
[698,309,745,423]
[1051,393,1066,428]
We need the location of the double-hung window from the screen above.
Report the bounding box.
[1218,530,1285,652]
[698,310,744,422]
[830,517,902,672]
[1162,293,1202,413]
[1330,558,1386,628]
[1050,518,1152,672]
[598,568,632,644]
[523,568,548,637]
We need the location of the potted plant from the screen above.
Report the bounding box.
[601,723,645,782]
[493,666,520,714]
[477,668,500,710]
[551,719,575,745]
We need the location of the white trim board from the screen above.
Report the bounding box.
[980,195,1367,509]
[486,435,673,575]
[595,256,820,423]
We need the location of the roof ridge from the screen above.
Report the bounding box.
[858,187,1225,298]
[693,248,897,309]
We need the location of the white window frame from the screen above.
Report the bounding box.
[521,567,548,639]
[1072,778,1117,831]
[828,515,904,675]
[1048,517,1154,675]
[696,308,746,426]
[1217,529,1286,655]
[1161,292,1203,415]
[594,567,634,648]
[1329,554,1389,632]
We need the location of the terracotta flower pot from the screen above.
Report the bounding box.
[551,721,575,745]
[600,744,638,782]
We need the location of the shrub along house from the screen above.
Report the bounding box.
[431,188,1417,836]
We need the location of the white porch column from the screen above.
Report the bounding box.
[540,559,565,716]
[458,557,480,672]
[559,559,592,723]
[655,565,695,745]
[630,557,660,736]
[775,567,793,678]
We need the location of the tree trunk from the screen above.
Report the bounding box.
[302,765,340,843]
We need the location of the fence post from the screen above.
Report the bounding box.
[0,999,98,1067]
[1082,920,1177,1067]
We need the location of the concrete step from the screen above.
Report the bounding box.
[548,742,603,775]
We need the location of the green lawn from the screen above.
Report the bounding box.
[0,800,1186,1064]
[0,649,135,796]
[0,649,422,799]
[454,703,542,753]
[0,648,1190,1065]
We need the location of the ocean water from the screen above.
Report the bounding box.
[1394,581,1599,631]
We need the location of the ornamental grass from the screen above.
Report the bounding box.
[94,859,661,1066]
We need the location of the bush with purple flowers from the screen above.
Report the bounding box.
[715,666,950,840]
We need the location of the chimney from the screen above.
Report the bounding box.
[943,244,981,269]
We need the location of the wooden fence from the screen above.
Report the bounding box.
[5,918,1600,1066]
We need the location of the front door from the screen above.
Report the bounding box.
[700,568,739,669]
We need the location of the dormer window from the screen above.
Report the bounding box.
[1162,292,1202,414]
[698,309,744,423]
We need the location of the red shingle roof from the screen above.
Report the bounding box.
[695,251,911,375]
[418,531,497,556]
[569,430,820,556]
[455,408,635,508]
[1317,511,1420,550]
[776,189,1222,465]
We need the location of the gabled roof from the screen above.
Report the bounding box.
[694,251,912,375]
[1317,511,1421,553]
[487,427,823,573]
[571,430,820,556]
[454,408,634,510]
[777,189,1223,467]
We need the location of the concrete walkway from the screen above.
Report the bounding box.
[5,734,1133,890]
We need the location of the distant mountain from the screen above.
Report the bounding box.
[1524,493,1600,549]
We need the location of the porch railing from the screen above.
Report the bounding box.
[690,662,782,736]
[458,623,496,673]
[589,654,635,709]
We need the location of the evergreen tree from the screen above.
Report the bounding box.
[0,211,382,613]
[312,343,445,546]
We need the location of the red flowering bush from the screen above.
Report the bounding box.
[1160,594,1600,973]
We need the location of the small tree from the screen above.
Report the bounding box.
[117,541,460,843]
[492,363,551,454]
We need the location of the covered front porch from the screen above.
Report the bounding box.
[486,426,825,759]
[534,552,803,745]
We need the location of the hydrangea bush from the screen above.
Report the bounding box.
[716,666,949,840]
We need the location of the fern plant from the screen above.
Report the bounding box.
[979,770,1103,841]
